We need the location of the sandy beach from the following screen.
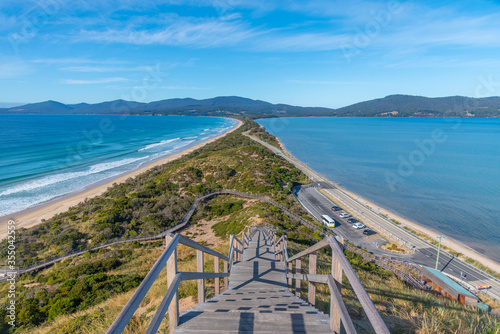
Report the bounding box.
[274,137,500,273]
[0,119,242,240]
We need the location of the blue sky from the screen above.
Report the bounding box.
[2,0,500,108]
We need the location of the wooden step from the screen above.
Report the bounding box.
[173,228,334,334]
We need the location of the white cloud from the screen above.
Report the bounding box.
[79,18,257,47]
[287,79,369,85]
[61,66,148,72]
[159,85,212,90]
[32,58,129,64]
[60,77,130,84]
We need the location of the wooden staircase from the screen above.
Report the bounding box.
[174,229,333,333]
[107,225,389,334]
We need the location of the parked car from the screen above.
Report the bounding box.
[331,206,342,211]
[347,218,359,224]
[353,223,365,229]
[363,229,376,235]
[338,212,351,218]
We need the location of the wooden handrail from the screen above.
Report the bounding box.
[146,273,182,334]
[177,234,229,261]
[328,236,389,334]
[327,275,356,334]
[286,273,329,284]
[107,231,245,334]
[107,234,181,334]
[287,237,329,262]
[267,228,390,334]
[233,235,243,246]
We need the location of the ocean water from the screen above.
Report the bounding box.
[257,117,500,262]
[0,115,237,218]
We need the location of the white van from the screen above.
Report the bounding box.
[321,214,336,228]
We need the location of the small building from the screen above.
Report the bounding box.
[421,266,486,309]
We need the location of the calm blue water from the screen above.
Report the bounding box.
[258,117,500,261]
[0,115,237,218]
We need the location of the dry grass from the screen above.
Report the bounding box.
[286,239,500,334]
[16,218,240,334]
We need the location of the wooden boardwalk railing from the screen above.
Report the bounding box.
[106,230,249,334]
[271,229,390,334]
[107,225,391,333]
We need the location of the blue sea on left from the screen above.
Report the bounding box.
[0,115,237,218]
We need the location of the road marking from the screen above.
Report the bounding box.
[364,234,381,242]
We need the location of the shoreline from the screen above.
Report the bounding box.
[0,119,243,240]
[274,136,500,273]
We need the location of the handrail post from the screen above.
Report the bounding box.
[197,250,205,304]
[166,235,179,334]
[288,262,293,291]
[223,260,228,291]
[309,252,317,306]
[229,235,235,263]
[238,241,242,261]
[214,256,220,296]
[295,259,301,297]
[331,240,343,332]
[283,236,288,263]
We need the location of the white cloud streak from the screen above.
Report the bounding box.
[60,77,130,84]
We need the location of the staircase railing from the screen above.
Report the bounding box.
[268,228,390,334]
[107,230,250,334]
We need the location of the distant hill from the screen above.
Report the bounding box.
[1,95,500,117]
[0,96,332,117]
[333,94,500,117]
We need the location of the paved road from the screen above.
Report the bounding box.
[244,132,500,304]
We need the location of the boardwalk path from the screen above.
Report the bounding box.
[174,228,334,333]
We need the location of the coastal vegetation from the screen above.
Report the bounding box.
[1,121,499,333]
[247,126,280,147]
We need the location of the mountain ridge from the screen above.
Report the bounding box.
[2,95,500,117]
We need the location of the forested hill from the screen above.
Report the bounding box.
[1,95,500,117]
[333,95,500,117]
[0,96,333,117]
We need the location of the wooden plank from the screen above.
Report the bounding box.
[283,237,289,263]
[309,252,317,306]
[197,250,204,304]
[296,259,301,297]
[106,234,180,334]
[287,237,329,263]
[328,236,390,334]
[223,260,228,291]
[286,273,329,284]
[178,234,228,261]
[288,262,293,291]
[180,272,229,280]
[331,247,343,333]
[146,273,181,334]
[214,256,220,296]
[229,235,235,264]
[166,235,179,334]
[327,275,356,334]
[233,235,243,246]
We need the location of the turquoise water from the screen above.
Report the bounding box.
[0,115,237,218]
[257,117,500,262]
